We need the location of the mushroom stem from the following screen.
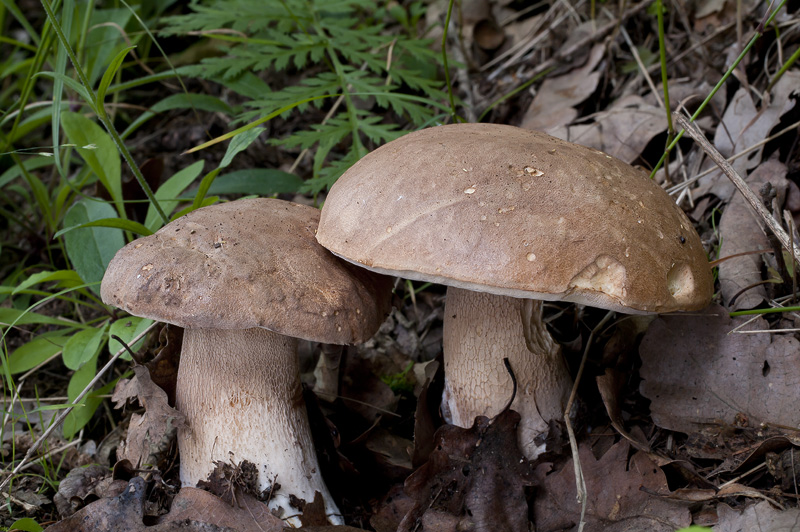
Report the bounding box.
[176,328,342,525]
[441,287,572,459]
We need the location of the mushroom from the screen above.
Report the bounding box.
[101,198,392,524]
[316,123,712,459]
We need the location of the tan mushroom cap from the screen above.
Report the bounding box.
[317,123,712,313]
[101,198,392,344]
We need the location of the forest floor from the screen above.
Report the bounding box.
[2,0,800,531]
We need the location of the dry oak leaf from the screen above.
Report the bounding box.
[45,476,234,531]
[698,70,799,201]
[520,44,604,133]
[639,304,800,434]
[718,159,789,310]
[398,409,536,532]
[52,464,127,518]
[714,500,800,531]
[549,94,664,164]
[533,440,691,532]
[112,365,185,469]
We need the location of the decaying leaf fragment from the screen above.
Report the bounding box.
[714,500,800,531]
[533,440,691,532]
[639,304,800,434]
[111,365,185,470]
[398,409,536,532]
[52,464,127,518]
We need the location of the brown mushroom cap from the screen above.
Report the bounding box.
[101,198,392,344]
[317,123,712,313]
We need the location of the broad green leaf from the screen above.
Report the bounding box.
[4,333,73,374]
[60,112,123,215]
[205,168,302,196]
[55,217,153,238]
[96,46,136,115]
[109,317,153,356]
[13,270,83,295]
[62,351,100,438]
[63,325,107,370]
[220,127,265,169]
[8,518,43,532]
[62,199,125,296]
[63,377,118,439]
[145,160,204,231]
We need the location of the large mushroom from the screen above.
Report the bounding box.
[316,123,712,459]
[101,198,392,524]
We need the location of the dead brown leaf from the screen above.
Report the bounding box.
[111,365,185,470]
[533,440,691,532]
[698,71,800,200]
[157,486,284,532]
[714,500,800,531]
[46,477,235,531]
[520,44,604,132]
[398,409,536,532]
[718,159,789,310]
[551,94,665,163]
[639,305,800,434]
[52,464,127,518]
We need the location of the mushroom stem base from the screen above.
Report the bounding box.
[441,288,572,459]
[176,328,342,524]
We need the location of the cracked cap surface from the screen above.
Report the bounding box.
[101,198,393,343]
[316,123,712,313]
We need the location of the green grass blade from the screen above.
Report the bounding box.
[55,217,153,238]
[95,46,136,118]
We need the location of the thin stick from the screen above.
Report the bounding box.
[564,310,615,532]
[674,112,800,267]
[0,322,157,493]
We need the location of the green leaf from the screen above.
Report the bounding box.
[62,350,100,438]
[35,72,94,107]
[192,168,221,209]
[96,46,136,115]
[60,112,123,215]
[109,317,153,356]
[63,325,107,370]
[205,168,302,196]
[55,217,153,239]
[0,156,54,189]
[13,270,83,295]
[151,93,235,115]
[8,518,43,532]
[220,127,265,169]
[84,7,133,86]
[145,160,205,232]
[4,333,73,374]
[0,307,85,328]
[62,199,125,296]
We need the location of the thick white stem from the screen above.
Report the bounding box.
[176,328,342,525]
[441,287,572,459]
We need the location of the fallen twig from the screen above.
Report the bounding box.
[674,112,800,267]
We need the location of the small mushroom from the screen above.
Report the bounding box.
[101,198,392,524]
[316,123,712,459]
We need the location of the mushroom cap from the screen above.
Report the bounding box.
[316,123,712,313]
[101,198,393,344]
